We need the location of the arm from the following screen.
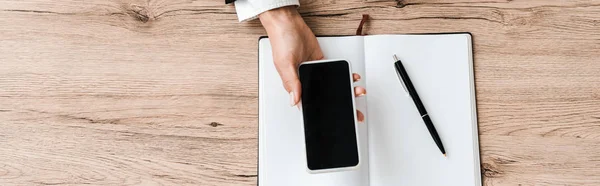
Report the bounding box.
[259,6,324,106]
[234,0,322,106]
[232,1,366,121]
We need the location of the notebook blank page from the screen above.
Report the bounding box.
[364,34,480,186]
[258,36,369,186]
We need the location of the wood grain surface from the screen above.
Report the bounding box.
[1,0,599,185]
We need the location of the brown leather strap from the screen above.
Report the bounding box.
[356,14,369,36]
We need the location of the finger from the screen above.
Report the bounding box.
[357,110,365,123]
[354,86,366,97]
[353,73,361,82]
[274,60,302,107]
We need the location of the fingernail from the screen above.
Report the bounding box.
[358,92,366,97]
[296,102,302,111]
[289,92,296,106]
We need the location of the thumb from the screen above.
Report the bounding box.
[276,61,302,107]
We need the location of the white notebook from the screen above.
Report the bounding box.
[258,33,481,186]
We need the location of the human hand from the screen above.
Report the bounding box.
[259,6,366,122]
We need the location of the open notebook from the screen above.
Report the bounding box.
[258,33,481,186]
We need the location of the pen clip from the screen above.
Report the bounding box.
[393,54,410,97]
[395,69,411,97]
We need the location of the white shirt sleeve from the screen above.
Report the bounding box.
[234,0,300,22]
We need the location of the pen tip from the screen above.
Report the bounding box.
[443,154,447,158]
[393,54,399,62]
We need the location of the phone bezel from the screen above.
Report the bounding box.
[297,59,362,174]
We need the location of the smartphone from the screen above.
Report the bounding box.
[298,59,360,173]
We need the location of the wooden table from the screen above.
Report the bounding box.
[1,0,599,185]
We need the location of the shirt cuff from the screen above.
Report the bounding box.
[234,0,300,22]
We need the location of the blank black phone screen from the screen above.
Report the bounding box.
[298,60,359,171]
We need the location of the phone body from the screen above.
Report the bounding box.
[298,59,361,173]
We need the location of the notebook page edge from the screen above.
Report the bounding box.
[466,34,483,186]
[258,37,267,186]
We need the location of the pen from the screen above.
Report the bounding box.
[393,54,447,157]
